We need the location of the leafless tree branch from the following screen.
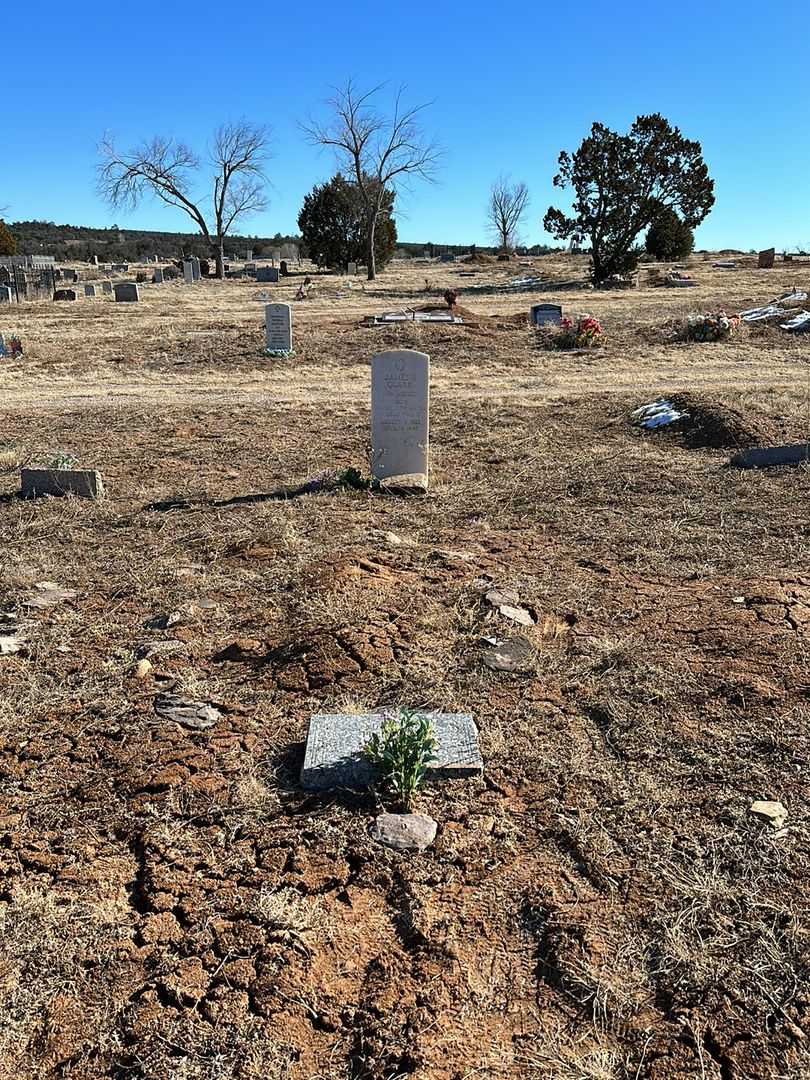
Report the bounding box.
[487,176,530,253]
[304,80,441,279]
[97,122,270,278]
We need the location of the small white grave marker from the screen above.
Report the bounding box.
[183,261,194,284]
[265,303,292,352]
[371,350,429,485]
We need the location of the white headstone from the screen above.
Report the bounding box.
[265,303,292,352]
[371,350,429,484]
[183,261,194,284]
[347,261,357,276]
[191,257,201,281]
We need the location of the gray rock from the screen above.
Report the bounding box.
[21,468,105,500]
[371,813,437,852]
[482,636,534,673]
[154,694,221,730]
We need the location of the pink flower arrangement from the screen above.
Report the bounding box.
[538,315,605,350]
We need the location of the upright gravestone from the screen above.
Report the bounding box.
[153,268,164,284]
[54,289,77,301]
[102,280,113,294]
[265,303,292,352]
[371,350,430,487]
[114,283,140,303]
[183,261,194,284]
[347,261,357,276]
[758,248,776,269]
[191,257,201,281]
[0,285,12,303]
[280,260,288,276]
[257,266,279,283]
[245,249,253,262]
[84,284,96,297]
[530,303,562,327]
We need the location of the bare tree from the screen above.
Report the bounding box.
[487,176,530,254]
[304,81,440,280]
[97,122,269,278]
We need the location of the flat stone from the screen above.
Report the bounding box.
[301,711,483,791]
[21,468,105,499]
[750,799,787,828]
[730,444,810,469]
[481,636,534,673]
[154,694,221,730]
[371,813,437,852]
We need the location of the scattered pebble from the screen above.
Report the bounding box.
[145,610,183,630]
[133,659,153,678]
[25,586,77,608]
[0,633,24,656]
[750,799,787,829]
[371,813,437,852]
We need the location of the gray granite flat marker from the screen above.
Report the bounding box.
[371,350,429,485]
[21,468,105,499]
[530,303,562,327]
[183,260,194,284]
[265,303,292,351]
[301,711,482,790]
[114,283,139,302]
[730,444,810,468]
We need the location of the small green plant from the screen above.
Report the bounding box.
[42,452,78,470]
[363,708,437,810]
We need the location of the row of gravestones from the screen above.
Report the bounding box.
[54,282,140,302]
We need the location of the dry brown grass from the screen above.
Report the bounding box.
[1,255,809,1079]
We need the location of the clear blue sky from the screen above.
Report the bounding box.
[3,1,808,250]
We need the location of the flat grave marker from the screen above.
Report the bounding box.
[301,711,483,790]
[21,468,105,499]
[371,350,430,485]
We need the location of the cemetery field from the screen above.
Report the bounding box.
[1,255,810,1079]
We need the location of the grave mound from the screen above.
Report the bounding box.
[636,393,776,450]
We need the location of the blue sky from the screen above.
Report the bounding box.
[3,1,808,250]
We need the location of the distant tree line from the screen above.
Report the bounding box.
[5,220,302,264]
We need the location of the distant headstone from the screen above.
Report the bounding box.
[84,284,96,297]
[114,283,140,303]
[245,249,253,261]
[153,268,164,284]
[62,270,78,282]
[90,255,99,266]
[530,303,562,327]
[279,260,288,276]
[758,248,776,269]
[191,257,201,281]
[440,253,456,263]
[301,711,483,790]
[102,280,113,294]
[0,285,12,303]
[54,289,77,301]
[347,261,357,276]
[257,266,280,283]
[265,303,292,352]
[371,350,430,485]
[183,261,194,284]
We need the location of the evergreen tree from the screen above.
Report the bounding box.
[298,174,397,270]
